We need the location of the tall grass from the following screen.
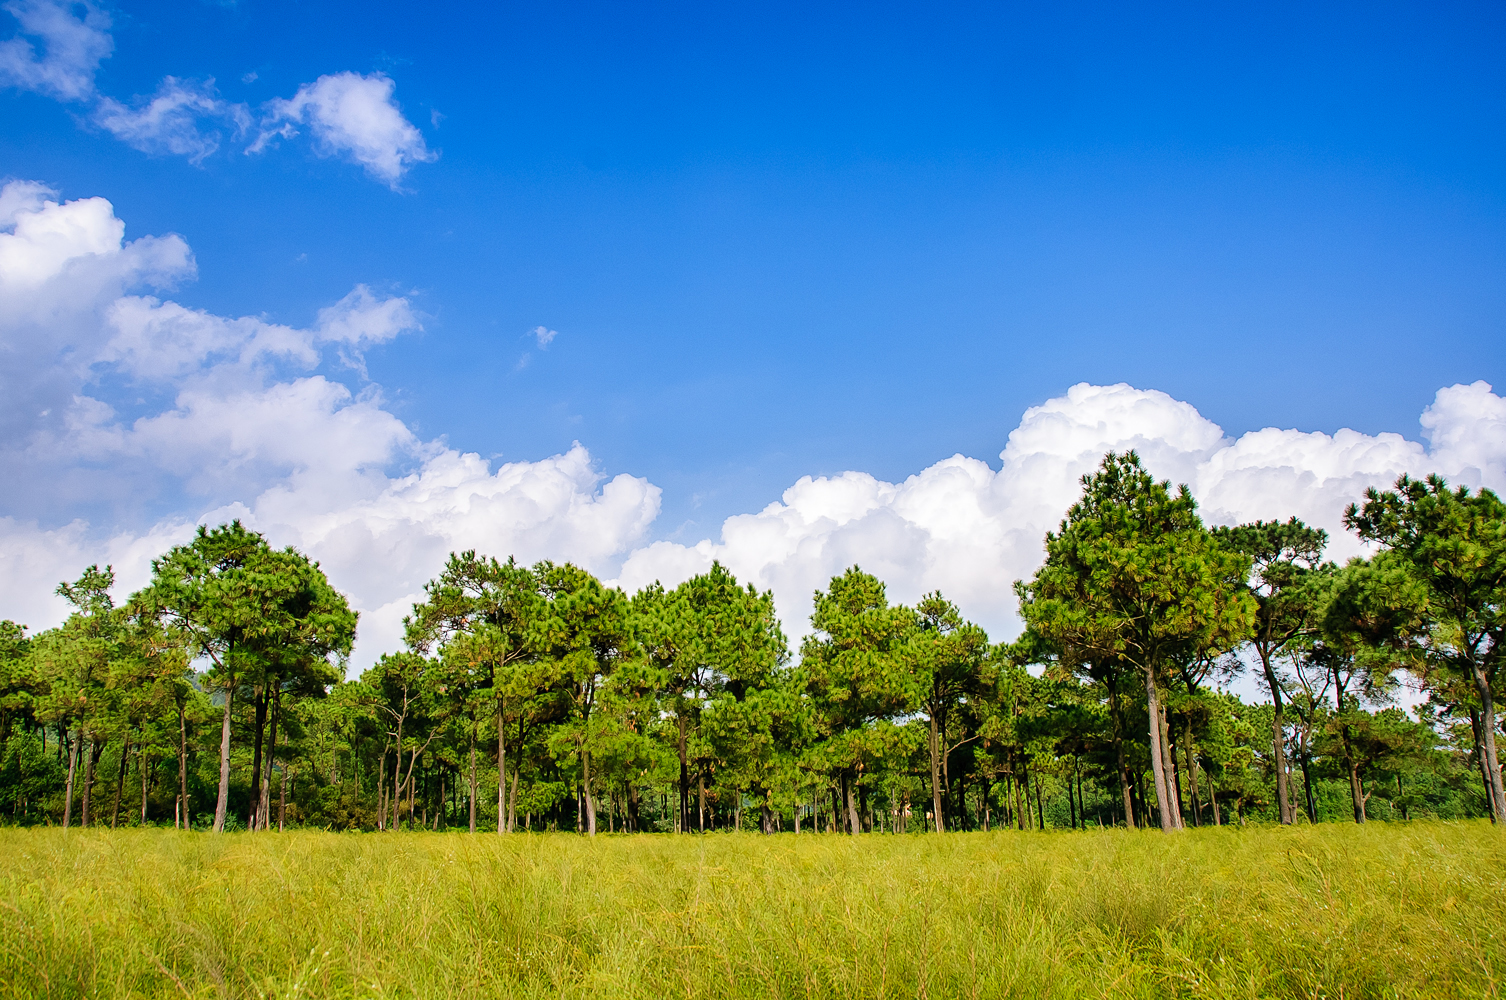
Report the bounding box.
[0,822,1501,999]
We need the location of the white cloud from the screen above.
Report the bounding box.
[252,71,437,188]
[0,182,192,448]
[613,381,1506,648]
[532,325,558,348]
[0,0,110,101]
[0,6,429,186]
[93,77,250,164]
[0,183,654,665]
[2,182,1503,673]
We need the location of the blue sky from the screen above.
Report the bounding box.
[3,1,1505,659]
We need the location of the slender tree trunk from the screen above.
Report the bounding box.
[699,775,707,833]
[213,676,235,834]
[177,700,189,830]
[468,732,477,833]
[1159,705,1183,829]
[843,771,859,835]
[1107,681,1135,828]
[376,749,387,831]
[63,727,79,829]
[112,738,129,828]
[582,749,597,835]
[279,762,288,831]
[1348,758,1368,823]
[508,767,521,833]
[1471,661,1506,822]
[1468,707,1498,822]
[1144,665,1176,832]
[139,744,149,825]
[1298,729,1318,824]
[677,715,690,835]
[503,701,515,837]
[248,685,267,831]
[260,686,280,831]
[82,737,102,828]
[929,711,945,833]
[1259,650,1293,824]
[391,711,404,831]
[1181,719,1201,827]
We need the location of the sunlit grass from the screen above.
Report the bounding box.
[0,822,1501,999]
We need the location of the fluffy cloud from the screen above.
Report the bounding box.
[253,72,437,188]
[0,182,658,662]
[0,0,110,101]
[613,381,1506,648]
[0,182,192,457]
[1,181,1502,672]
[93,77,249,164]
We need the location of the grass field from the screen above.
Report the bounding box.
[0,822,1501,1000]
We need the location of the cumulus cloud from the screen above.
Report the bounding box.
[0,182,656,663]
[0,182,192,454]
[612,382,1506,648]
[532,325,558,348]
[93,77,250,164]
[1,182,1502,671]
[0,0,110,101]
[252,71,437,188]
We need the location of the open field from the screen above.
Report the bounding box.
[0,823,1502,1000]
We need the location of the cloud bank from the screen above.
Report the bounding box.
[1,182,1502,668]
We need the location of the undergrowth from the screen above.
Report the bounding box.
[0,822,1501,999]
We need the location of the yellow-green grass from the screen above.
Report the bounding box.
[1,823,1502,999]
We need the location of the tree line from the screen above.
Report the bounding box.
[0,453,1500,834]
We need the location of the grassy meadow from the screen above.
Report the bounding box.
[0,822,1501,1000]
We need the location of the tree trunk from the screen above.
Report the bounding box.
[1143,664,1176,832]
[279,762,288,831]
[503,698,515,831]
[140,744,149,825]
[507,766,521,834]
[582,749,597,835]
[842,771,859,835]
[1259,651,1293,824]
[929,712,945,832]
[213,677,235,834]
[1181,719,1201,827]
[82,737,102,828]
[376,749,387,831]
[1471,661,1506,822]
[1159,705,1183,829]
[1035,771,1046,830]
[177,700,189,830]
[260,686,280,831]
[468,733,477,833]
[1348,757,1368,823]
[1107,680,1135,828]
[1298,732,1318,824]
[678,715,690,835]
[391,711,404,832]
[63,727,79,829]
[112,738,129,828]
[248,685,267,831]
[1468,706,1498,822]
